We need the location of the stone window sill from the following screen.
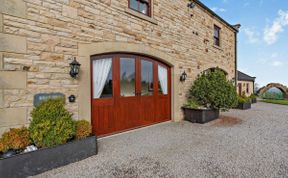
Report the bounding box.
[213,45,223,51]
[125,8,158,25]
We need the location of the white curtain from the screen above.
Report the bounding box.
[158,65,168,95]
[93,58,112,99]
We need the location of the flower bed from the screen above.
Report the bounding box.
[0,98,97,177]
[0,135,97,178]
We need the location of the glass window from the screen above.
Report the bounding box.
[141,60,153,96]
[158,65,168,95]
[120,58,136,97]
[92,58,113,99]
[101,68,113,98]
[129,0,150,16]
[130,0,138,11]
[246,83,249,93]
[214,25,220,46]
[139,2,148,15]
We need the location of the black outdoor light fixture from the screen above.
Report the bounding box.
[187,0,196,9]
[180,71,188,82]
[69,57,81,79]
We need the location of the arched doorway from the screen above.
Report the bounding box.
[91,53,171,136]
[261,87,285,100]
[258,83,288,99]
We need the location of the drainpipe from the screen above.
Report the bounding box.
[233,24,241,87]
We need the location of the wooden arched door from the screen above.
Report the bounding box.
[91,54,171,136]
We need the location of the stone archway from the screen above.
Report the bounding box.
[77,42,181,123]
[257,83,288,99]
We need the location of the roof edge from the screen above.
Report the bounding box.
[193,0,240,33]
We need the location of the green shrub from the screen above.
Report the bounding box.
[189,68,238,111]
[238,95,250,104]
[249,93,257,100]
[29,98,75,148]
[75,120,92,139]
[184,99,200,109]
[0,127,31,152]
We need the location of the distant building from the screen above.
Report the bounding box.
[237,71,256,96]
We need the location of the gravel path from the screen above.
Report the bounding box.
[32,102,288,178]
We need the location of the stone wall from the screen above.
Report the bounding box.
[0,0,237,134]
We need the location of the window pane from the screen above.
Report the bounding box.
[101,67,113,98]
[141,60,153,96]
[93,58,113,99]
[158,65,168,95]
[214,29,219,38]
[214,37,220,46]
[129,0,138,11]
[139,2,148,15]
[120,58,136,97]
[214,26,220,38]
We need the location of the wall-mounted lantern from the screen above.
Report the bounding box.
[187,0,196,9]
[69,57,81,79]
[180,71,188,82]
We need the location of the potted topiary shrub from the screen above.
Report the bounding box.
[237,95,252,109]
[0,127,31,158]
[75,120,93,140]
[249,94,257,104]
[182,68,238,123]
[0,98,97,178]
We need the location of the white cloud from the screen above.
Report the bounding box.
[272,61,283,67]
[243,28,260,44]
[264,10,288,45]
[211,7,226,13]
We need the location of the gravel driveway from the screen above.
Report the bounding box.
[32,102,288,178]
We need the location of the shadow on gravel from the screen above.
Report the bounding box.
[107,156,175,178]
[211,116,242,127]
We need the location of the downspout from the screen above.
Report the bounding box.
[233,24,241,87]
[235,32,237,86]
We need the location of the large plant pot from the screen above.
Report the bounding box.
[237,102,251,110]
[0,135,97,178]
[251,98,257,104]
[182,107,220,124]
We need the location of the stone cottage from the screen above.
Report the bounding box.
[237,71,256,96]
[0,0,239,136]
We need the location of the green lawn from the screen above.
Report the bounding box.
[261,99,288,105]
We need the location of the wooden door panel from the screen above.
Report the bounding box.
[92,104,114,135]
[140,97,155,123]
[117,98,139,129]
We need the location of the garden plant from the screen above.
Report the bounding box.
[188,68,238,111]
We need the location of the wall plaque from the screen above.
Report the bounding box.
[33,93,65,107]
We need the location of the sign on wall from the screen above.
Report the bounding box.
[33,93,65,107]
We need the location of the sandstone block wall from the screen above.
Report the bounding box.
[0,0,237,135]
[237,81,254,96]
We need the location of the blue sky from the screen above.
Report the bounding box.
[201,0,288,87]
